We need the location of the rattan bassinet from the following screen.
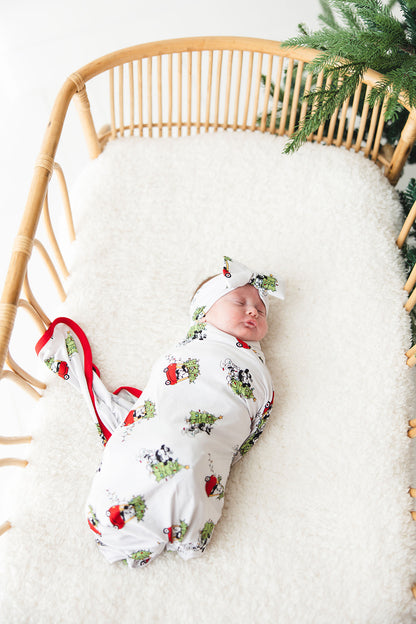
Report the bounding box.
[1,36,416,622]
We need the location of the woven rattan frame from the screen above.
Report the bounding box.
[1,35,416,597]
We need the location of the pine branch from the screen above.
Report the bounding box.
[320,0,362,29]
[398,0,416,50]
[318,0,340,29]
[283,69,364,154]
[281,0,416,153]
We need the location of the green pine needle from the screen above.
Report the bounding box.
[281,0,416,153]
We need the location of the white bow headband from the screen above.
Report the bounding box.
[190,256,285,322]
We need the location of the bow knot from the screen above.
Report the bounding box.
[190,256,285,321]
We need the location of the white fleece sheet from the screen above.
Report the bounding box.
[1,131,416,623]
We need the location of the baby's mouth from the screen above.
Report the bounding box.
[244,320,257,328]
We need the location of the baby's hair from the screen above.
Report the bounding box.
[191,274,219,300]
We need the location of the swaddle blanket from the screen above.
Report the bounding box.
[35,311,274,568]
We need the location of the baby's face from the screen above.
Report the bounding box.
[204,284,268,342]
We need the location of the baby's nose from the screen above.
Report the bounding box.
[247,305,258,317]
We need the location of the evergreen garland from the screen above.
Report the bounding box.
[281,0,416,154]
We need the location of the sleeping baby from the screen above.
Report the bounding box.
[36,256,285,567]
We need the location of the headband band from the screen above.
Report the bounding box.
[190,256,285,322]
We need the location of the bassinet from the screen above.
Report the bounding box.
[1,36,416,623]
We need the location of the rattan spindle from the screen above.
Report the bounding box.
[233,50,244,131]
[346,83,363,149]
[364,100,380,157]
[355,84,372,152]
[405,286,416,313]
[0,458,28,468]
[269,56,284,136]
[32,240,66,302]
[168,54,173,137]
[279,58,294,136]
[137,59,143,137]
[326,102,340,146]
[371,98,387,162]
[397,200,416,249]
[317,75,333,143]
[242,51,254,132]
[204,51,213,132]
[0,435,32,445]
[158,56,163,138]
[307,70,324,142]
[406,341,416,356]
[0,521,12,536]
[187,52,192,136]
[251,53,264,132]
[119,65,124,137]
[196,51,202,134]
[0,370,42,400]
[288,60,304,137]
[53,163,75,242]
[42,193,69,279]
[147,57,153,138]
[387,112,416,185]
[260,54,274,133]
[73,83,101,159]
[18,298,46,334]
[178,53,183,137]
[404,264,416,295]
[299,72,314,138]
[223,51,233,131]
[23,273,50,328]
[335,92,350,147]
[109,68,116,139]
[6,351,46,391]
[214,51,223,132]
[129,62,135,137]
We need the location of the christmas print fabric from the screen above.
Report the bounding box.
[36,317,274,568]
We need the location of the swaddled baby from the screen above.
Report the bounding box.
[36,257,285,567]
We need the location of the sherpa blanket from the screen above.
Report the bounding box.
[1,132,416,623]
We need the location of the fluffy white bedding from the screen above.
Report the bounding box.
[1,131,416,623]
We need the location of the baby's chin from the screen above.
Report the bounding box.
[229,328,267,343]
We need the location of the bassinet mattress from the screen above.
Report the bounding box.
[1,131,416,623]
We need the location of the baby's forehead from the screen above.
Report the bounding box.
[225,284,265,306]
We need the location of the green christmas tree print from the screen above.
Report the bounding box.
[130,495,147,521]
[200,520,215,547]
[44,357,54,371]
[184,358,200,382]
[251,274,278,292]
[192,306,206,322]
[186,322,207,341]
[65,332,78,357]
[130,549,152,562]
[230,378,255,401]
[152,460,189,482]
[188,410,222,425]
[143,400,156,419]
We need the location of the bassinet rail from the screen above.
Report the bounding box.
[1,35,416,602]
